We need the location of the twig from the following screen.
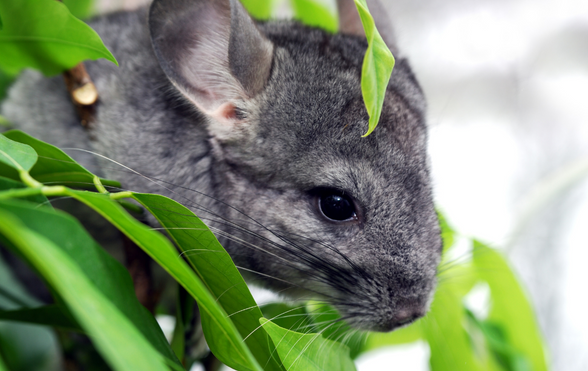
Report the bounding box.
[57,0,99,128]
[62,63,98,128]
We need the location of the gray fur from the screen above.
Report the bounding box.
[1,0,441,332]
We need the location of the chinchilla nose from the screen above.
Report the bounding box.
[380,300,427,332]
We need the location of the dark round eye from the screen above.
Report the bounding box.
[319,192,356,221]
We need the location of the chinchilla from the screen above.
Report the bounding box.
[1,0,441,332]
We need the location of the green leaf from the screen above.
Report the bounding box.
[62,0,95,19]
[0,305,81,332]
[66,190,263,371]
[0,204,169,371]
[437,210,455,252]
[361,321,423,353]
[260,318,356,371]
[170,286,194,362]
[304,301,364,359]
[422,280,487,371]
[0,133,37,172]
[353,0,395,137]
[0,0,117,76]
[240,0,275,20]
[291,0,338,33]
[473,241,548,371]
[0,199,182,368]
[465,310,532,371]
[3,130,120,189]
[260,303,310,333]
[132,193,282,371]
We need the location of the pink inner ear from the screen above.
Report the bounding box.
[210,102,239,124]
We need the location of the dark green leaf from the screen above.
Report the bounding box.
[473,241,548,371]
[0,199,182,368]
[353,0,395,137]
[0,133,37,172]
[170,286,195,361]
[133,193,282,371]
[0,305,81,332]
[260,318,356,371]
[0,0,117,76]
[240,0,275,20]
[0,204,169,371]
[3,130,120,189]
[67,190,263,371]
[291,0,337,33]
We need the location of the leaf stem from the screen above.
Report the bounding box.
[110,191,133,200]
[19,170,42,188]
[93,175,108,194]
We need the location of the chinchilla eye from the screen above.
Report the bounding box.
[318,191,356,221]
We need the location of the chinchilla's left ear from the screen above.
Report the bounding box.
[336,0,398,55]
[149,0,273,134]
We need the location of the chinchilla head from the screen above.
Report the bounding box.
[149,0,441,332]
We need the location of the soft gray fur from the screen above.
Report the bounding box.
[1,0,441,332]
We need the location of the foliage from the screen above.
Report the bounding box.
[0,0,117,76]
[0,0,548,370]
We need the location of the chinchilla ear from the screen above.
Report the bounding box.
[337,0,398,54]
[149,0,273,130]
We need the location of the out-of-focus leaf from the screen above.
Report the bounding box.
[133,193,282,371]
[0,69,13,101]
[62,0,94,19]
[353,0,395,137]
[0,204,169,371]
[291,0,337,33]
[0,199,182,368]
[0,305,81,332]
[473,241,548,371]
[3,130,120,189]
[0,352,7,371]
[0,321,59,371]
[67,190,263,371]
[437,210,455,252]
[422,279,488,371]
[466,310,532,371]
[0,133,36,172]
[361,321,422,353]
[0,0,117,76]
[240,0,275,20]
[170,286,195,361]
[260,318,356,371]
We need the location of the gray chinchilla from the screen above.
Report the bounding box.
[1,0,442,332]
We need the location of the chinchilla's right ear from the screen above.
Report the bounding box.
[336,0,398,55]
[149,0,273,139]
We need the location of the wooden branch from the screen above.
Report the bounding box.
[62,63,98,128]
[57,0,98,128]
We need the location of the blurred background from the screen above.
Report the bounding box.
[98,0,588,369]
